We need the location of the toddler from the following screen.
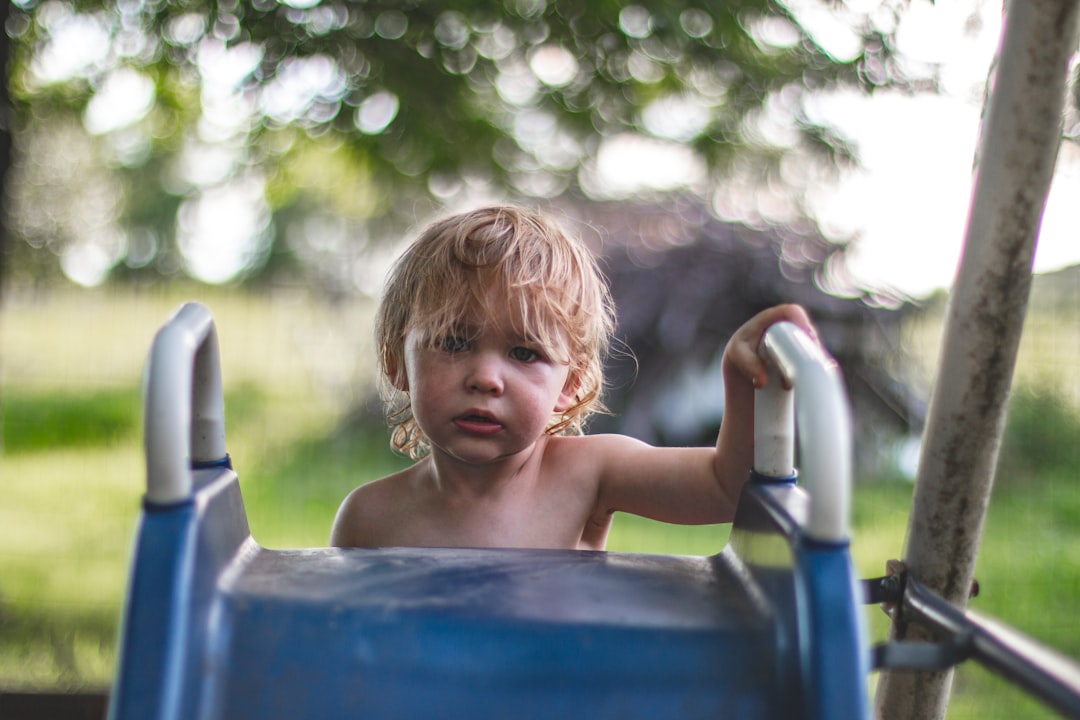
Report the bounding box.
[331,205,816,549]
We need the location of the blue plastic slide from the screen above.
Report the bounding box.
[105,302,885,719]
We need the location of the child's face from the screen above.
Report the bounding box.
[400,298,578,466]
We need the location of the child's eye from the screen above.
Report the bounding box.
[510,346,540,363]
[440,335,469,353]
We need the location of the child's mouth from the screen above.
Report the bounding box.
[455,413,503,434]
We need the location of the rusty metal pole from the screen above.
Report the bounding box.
[874,1,1080,719]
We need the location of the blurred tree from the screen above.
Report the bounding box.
[5,0,915,289]
[0,1,11,295]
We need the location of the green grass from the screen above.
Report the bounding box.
[1,287,1079,720]
[2,389,139,453]
[0,444,140,689]
[945,476,1080,718]
[0,286,371,689]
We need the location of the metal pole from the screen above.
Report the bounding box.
[875,1,1080,718]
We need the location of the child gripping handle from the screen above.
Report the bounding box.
[331,205,820,550]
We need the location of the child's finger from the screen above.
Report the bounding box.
[742,304,820,389]
[725,335,769,387]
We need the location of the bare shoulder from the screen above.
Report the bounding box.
[544,433,656,469]
[541,433,662,490]
[329,467,419,547]
[545,432,650,456]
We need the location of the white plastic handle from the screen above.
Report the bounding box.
[143,302,227,504]
[754,322,853,543]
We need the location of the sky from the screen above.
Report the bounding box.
[804,1,1080,298]
[811,91,986,298]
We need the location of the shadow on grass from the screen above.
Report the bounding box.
[2,389,140,454]
[2,383,269,456]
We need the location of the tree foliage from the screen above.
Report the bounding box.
[6,0,910,287]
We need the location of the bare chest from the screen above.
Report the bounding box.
[391,469,603,550]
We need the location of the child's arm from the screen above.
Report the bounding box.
[578,304,818,526]
[711,303,817,505]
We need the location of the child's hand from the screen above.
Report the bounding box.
[723,304,818,390]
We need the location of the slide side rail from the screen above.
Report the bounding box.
[754,322,853,543]
[144,302,227,505]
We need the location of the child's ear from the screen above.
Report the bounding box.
[385,350,409,392]
[554,373,581,413]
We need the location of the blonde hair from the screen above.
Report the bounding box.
[376,205,615,458]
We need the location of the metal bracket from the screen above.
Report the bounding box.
[862,566,978,617]
[867,572,1080,719]
[872,633,975,672]
[866,570,974,671]
[862,574,904,606]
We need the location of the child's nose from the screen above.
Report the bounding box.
[466,354,505,395]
